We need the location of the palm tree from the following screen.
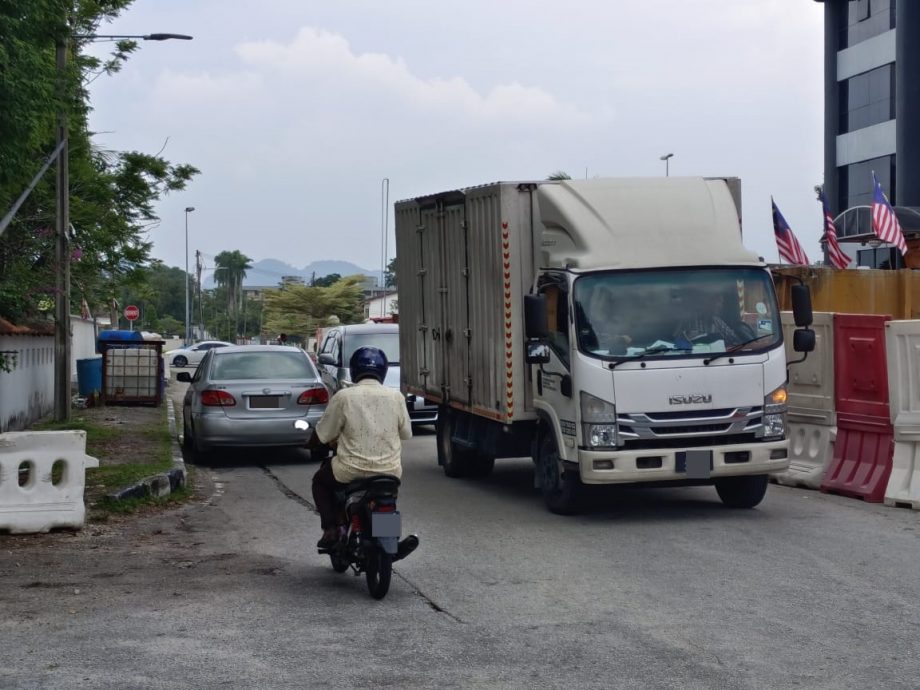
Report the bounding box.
[547,171,572,180]
[214,250,253,339]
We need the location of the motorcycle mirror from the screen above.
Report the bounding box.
[293,420,310,431]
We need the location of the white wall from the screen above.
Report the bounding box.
[0,334,54,432]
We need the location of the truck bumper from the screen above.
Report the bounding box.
[577,440,790,484]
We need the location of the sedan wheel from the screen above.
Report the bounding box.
[173,355,188,367]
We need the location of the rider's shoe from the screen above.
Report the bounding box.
[316,529,338,551]
[394,534,419,561]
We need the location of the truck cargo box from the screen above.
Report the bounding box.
[395,182,539,423]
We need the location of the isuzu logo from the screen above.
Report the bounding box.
[669,393,712,405]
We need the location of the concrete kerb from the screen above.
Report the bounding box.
[105,398,187,502]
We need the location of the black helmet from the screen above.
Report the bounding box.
[349,346,388,384]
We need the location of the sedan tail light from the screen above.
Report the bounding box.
[201,389,236,407]
[297,386,329,405]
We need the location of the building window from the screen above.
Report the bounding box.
[857,246,904,269]
[838,0,896,49]
[839,154,895,209]
[838,64,895,133]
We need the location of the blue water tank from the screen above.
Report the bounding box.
[76,357,103,396]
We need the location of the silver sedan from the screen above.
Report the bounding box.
[179,345,329,458]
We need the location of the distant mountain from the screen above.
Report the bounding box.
[203,258,382,289]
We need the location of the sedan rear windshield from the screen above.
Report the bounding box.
[210,352,315,380]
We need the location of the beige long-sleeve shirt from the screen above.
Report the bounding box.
[315,379,412,483]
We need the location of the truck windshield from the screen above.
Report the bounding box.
[573,268,781,361]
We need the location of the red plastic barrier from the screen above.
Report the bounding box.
[832,313,892,420]
[821,314,893,502]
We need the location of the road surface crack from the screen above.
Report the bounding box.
[261,466,317,512]
[395,571,464,623]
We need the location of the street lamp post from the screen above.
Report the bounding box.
[184,207,195,345]
[52,30,193,421]
[660,153,674,177]
[380,177,389,318]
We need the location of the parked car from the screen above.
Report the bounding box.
[167,340,234,368]
[177,345,329,458]
[316,322,438,426]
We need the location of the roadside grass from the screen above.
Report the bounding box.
[33,406,194,519]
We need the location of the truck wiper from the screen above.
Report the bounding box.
[609,344,689,369]
[703,334,772,365]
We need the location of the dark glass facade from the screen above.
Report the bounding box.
[838,154,896,209]
[838,64,895,132]
[838,0,896,49]
[856,246,904,268]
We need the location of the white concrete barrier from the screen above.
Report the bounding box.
[774,312,836,488]
[885,441,920,510]
[884,321,920,509]
[775,424,837,490]
[0,430,99,534]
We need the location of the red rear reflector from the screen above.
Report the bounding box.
[201,389,236,406]
[297,386,329,405]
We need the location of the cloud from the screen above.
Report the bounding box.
[235,27,590,127]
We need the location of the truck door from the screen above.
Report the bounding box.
[536,275,578,450]
[416,200,448,404]
[438,198,470,409]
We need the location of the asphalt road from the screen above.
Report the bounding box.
[2,378,919,689]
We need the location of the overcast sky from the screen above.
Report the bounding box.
[87,0,828,280]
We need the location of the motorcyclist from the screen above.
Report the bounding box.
[309,346,412,550]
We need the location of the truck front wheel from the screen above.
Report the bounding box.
[538,432,581,515]
[715,474,768,508]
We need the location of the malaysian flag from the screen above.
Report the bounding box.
[772,198,810,265]
[871,172,907,255]
[818,188,850,269]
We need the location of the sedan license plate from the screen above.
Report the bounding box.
[249,395,281,409]
[371,512,401,538]
[676,450,713,479]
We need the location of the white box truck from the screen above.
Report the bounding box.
[394,178,814,513]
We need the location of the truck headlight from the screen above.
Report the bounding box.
[581,392,618,449]
[762,385,787,441]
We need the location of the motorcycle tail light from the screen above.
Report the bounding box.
[201,389,236,407]
[375,502,397,513]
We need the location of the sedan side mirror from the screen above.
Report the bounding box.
[176,372,192,383]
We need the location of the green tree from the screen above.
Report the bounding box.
[312,273,341,288]
[385,257,397,288]
[213,250,252,339]
[0,2,199,323]
[547,171,572,180]
[263,275,365,342]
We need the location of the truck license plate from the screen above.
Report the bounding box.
[677,450,712,479]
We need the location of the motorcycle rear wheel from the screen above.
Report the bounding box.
[365,547,392,600]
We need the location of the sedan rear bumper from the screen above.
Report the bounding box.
[193,410,324,447]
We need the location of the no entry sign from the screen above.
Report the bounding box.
[124,305,139,321]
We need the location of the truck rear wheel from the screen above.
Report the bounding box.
[538,432,581,515]
[715,474,768,508]
[436,408,495,478]
[437,408,474,477]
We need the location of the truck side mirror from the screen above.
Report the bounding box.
[317,353,336,366]
[793,328,815,353]
[524,294,548,339]
[791,284,813,327]
[526,341,551,365]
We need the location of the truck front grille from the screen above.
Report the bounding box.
[617,406,763,448]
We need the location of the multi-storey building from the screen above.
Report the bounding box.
[815,0,920,268]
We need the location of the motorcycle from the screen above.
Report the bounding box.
[295,420,419,599]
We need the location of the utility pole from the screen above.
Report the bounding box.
[195,250,203,339]
[53,36,71,422]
